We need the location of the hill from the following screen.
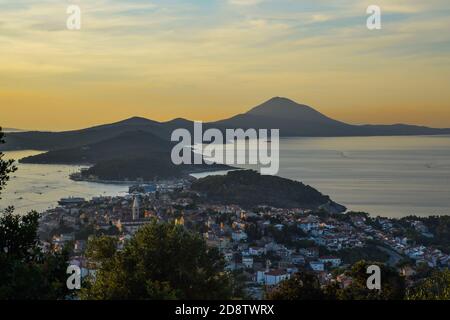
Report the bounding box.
[19,130,171,165]
[77,156,183,181]
[191,170,346,211]
[1,117,173,151]
[19,130,230,180]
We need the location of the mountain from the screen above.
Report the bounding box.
[3,97,450,153]
[192,170,345,211]
[5,96,449,182]
[210,97,450,137]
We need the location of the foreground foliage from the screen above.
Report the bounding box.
[81,221,233,300]
[268,261,406,300]
[0,128,69,299]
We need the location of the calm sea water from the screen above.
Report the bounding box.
[0,150,129,214]
[2,135,450,218]
[279,135,450,217]
[195,135,450,218]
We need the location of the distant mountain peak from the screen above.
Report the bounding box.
[246,97,326,120]
[120,116,153,124]
[266,96,297,104]
[164,117,192,125]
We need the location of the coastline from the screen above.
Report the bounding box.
[4,133,450,218]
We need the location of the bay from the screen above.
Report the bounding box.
[2,135,450,218]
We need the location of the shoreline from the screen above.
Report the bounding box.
[69,167,238,185]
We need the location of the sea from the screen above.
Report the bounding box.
[1,135,450,218]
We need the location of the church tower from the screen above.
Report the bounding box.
[132,196,140,220]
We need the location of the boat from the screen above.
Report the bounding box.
[58,197,85,206]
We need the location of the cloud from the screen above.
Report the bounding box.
[1,0,450,129]
[228,0,264,6]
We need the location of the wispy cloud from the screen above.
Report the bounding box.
[1,0,450,129]
[228,0,265,6]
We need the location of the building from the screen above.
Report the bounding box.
[242,257,254,269]
[232,230,248,242]
[116,219,151,235]
[132,196,140,220]
[291,254,306,265]
[58,197,85,207]
[309,261,325,272]
[319,256,342,268]
[249,247,265,256]
[256,269,290,286]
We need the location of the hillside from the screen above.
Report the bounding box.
[19,130,171,165]
[2,117,173,151]
[77,156,183,181]
[19,130,230,181]
[77,155,230,182]
[191,170,346,211]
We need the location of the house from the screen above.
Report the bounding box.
[298,215,320,232]
[291,254,306,265]
[116,219,151,235]
[242,257,254,269]
[256,269,290,286]
[249,247,265,256]
[265,242,284,253]
[309,261,325,272]
[299,247,319,258]
[319,256,342,268]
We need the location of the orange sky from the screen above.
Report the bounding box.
[1,0,449,131]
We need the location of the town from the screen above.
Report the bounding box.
[38,178,450,299]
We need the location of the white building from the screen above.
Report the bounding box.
[249,247,265,256]
[319,256,342,268]
[256,269,290,286]
[309,261,325,272]
[242,257,254,269]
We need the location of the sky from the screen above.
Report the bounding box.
[1,0,450,131]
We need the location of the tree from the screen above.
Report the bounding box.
[338,260,405,300]
[81,220,233,300]
[407,269,450,300]
[85,236,118,263]
[0,127,17,198]
[267,272,335,300]
[0,206,69,300]
[0,128,69,299]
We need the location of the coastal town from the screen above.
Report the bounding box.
[36,176,450,299]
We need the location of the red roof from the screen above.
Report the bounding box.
[266,269,288,276]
